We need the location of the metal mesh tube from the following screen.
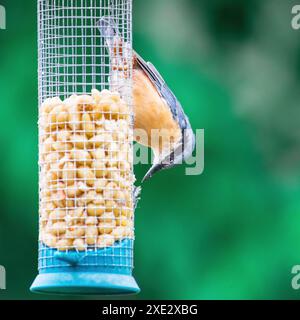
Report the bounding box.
[37,0,134,270]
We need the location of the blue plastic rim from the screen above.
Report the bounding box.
[30,273,140,296]
[30,239,140,296]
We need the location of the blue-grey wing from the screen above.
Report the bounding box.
[135,52,189,130]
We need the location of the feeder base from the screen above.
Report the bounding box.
[30,272,140,296]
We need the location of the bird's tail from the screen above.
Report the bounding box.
[97,16,119,55]
[97,16,130,93]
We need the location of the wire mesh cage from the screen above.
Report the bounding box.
[31,0,140,295]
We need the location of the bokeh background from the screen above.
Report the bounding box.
[1,0,300,300]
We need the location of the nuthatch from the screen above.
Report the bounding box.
[98,17,195,182]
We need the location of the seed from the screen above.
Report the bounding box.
[97,234,115,248]
[112,226,126,240]
[91,148,106,160]
[116,217,130,227]
[75,191,96,206]
[85,190,97,204]
[103,182,118,200]
[89,133,112,149]
[87,203,105,217]
[65,199,74,208]
[107,171,122,181]
[45,171,59,184]
[52,141,73,152]
[93,194,105,206]
[75,197,87,207]
[73,239,86,251]
[99,211,115,224]
[70,134,88,149]
[42,137,55,155]
[104,120,117,132]
[77,95,94,106]
[120,161,131,172]
[91,89,102,103]
[48,221,67,236]
[49,209,66,222]
[81,113,95,138]
[42,233,57,248]
[94,179,107,192]
[62,162,76,186]
[70,149,91,165]
[49,162,62,179]
[86,216,98,225]
[68,104,81,131]
[40,97,62,114]
[98,220,116,234]
[96,99,112,114]
[92,160,107,178]
[65,208,85,225]
[110,92,121,103]
[58,153,72,169]
[106,142,119,158]
[105,200,117,212]
[77,167,95,186]
[50,105,69,126]
[65,183,83,198]
[66,225,85,238]
[56,130,71,142]
[51,190,66,208]
[57,238,73,251]
[86,226,98,245]
[114,190,126,204]
[44,152,61,164]
[43,202,56,215]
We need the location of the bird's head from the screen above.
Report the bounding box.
[142,127,196,182]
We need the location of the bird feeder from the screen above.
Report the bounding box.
[31,0,140,295]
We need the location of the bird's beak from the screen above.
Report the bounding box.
[142,164,164,183]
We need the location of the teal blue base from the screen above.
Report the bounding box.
[30,239,140,296]
[30,272,140,295]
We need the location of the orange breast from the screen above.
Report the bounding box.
[133,69,181,155]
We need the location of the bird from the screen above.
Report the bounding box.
[97,17,195,182]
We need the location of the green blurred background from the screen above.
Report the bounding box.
[1,0,300,300]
